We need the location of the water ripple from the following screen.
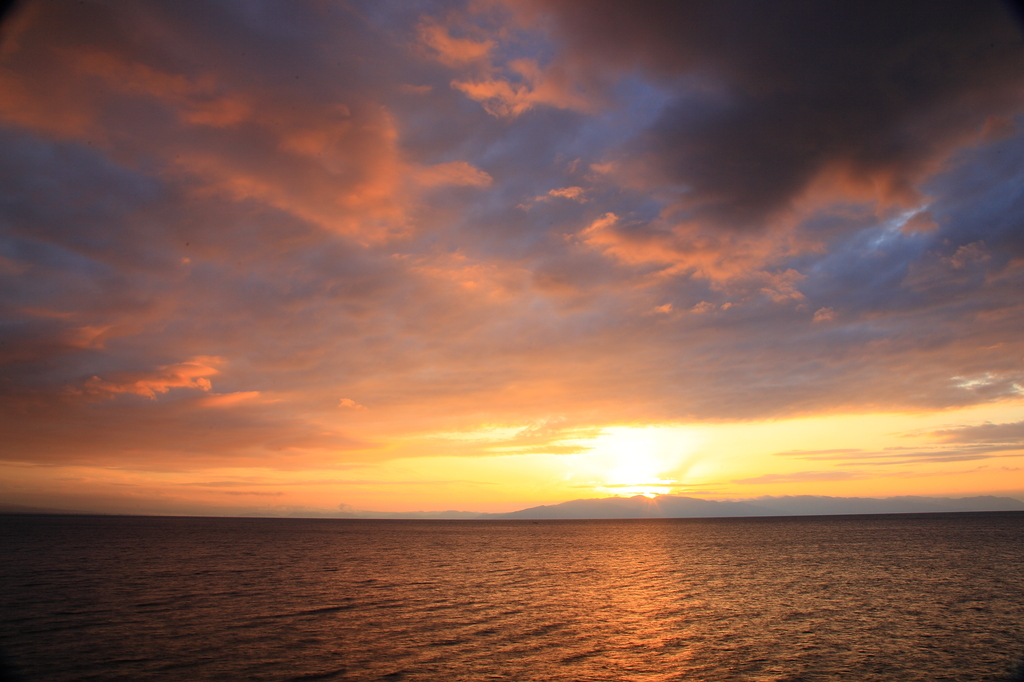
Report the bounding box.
[1,513,1023,681]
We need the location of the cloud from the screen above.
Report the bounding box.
[0,383,370,469]
[773,422,1024,466]
[452,57,597,118]
[812,307,835,323]
[518,0,1024,229]
[901,211,939,235]
[930,420,1024,445]
[198,391,262,408]
[575,211,813,296]
[425,8,601,119]
[688,301,713,314]
[0,0,1023,485]
[947,241,991,270]
[0,0,428,244]
[545,186,585,201]
[68,47,250,128]
[732,471,862,484]
[415,160,492,187]
[69,357,221,400]
[418,19,494,66]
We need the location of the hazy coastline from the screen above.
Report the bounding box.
[5,493,1023,520]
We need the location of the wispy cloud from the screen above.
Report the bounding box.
[733,471,864,484]
[773,421,1024,466]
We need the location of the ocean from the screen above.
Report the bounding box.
[1,512,1023,681]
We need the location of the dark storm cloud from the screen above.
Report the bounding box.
[521,0,1024,228]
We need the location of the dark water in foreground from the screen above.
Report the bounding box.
[2,513,1023,682]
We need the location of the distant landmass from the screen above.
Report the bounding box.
[332,494,1024,519]
[285,494,1024,519]
[4,495,1023,519]
[334,509,485,520]
[477,494,1024,519]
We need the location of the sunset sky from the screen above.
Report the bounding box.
[2,0,1024,516]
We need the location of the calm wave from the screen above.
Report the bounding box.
[2,513,1023,681]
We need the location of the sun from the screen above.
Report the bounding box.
[582,426,698,498]
[602,452,673,497]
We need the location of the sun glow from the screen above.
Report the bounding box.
[580,426,700,497]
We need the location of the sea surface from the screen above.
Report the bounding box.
[1,512,1023,682]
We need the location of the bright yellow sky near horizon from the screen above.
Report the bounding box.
[3,399,1021,515]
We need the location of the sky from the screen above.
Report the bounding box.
[1,0,1024,516]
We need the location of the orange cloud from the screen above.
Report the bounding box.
[812,307,836,323]
[70,48,250,128]
[415,161,493,187]
[452,58,597,118]
[61,325,112,349]
[0,8,433,246]
[168,100,419,243]
[74,357,222,400]
[426,8,600,119]
[418,20,494,66]
[0,68,95,137]
[197,392,263,408]
[577,212,813,299]
[947,242,990,270]
[548,186,586,201]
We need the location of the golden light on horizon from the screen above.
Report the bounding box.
[1,400,1021,515]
